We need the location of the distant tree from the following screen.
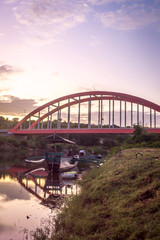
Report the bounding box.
[133,124,146,137]
[103,138,117,149]
[0,116,6,129]
[129,124,159,145]
[0,116,20,129]
[69,134,100,146]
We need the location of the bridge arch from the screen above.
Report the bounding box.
[9,91,160,135]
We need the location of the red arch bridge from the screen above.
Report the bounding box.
[9,91,160,135]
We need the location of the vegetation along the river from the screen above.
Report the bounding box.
[28,126,160,240]
[30,147,160,240]
[1,116,160,240]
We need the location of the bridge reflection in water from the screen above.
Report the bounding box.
[9,91,160,135]
[7,166,80,209]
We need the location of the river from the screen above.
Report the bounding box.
[0,162,81,240]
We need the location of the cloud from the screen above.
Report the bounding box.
[87,0,127,5]
[0,65,16,75]
[0,64,22,75]
[4,0,89,45]
[96,2,160,31]
[0,182,30,201]
[5,0,18,3]
[0,95,39,116]
[5,0,160,42]
[0,88,10,93]
[12,0,88,34]
[0,64,23,81]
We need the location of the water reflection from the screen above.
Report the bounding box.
[0,166,80,240]
[0,173,51,240]
[0,176,30,201]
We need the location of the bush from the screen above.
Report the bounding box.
[7,137,20,147]
[20,139,28,148]
[149,141,160,148]
[0,136,6,145]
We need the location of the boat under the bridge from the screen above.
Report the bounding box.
[24,134,79,173]
[24,134,105,174]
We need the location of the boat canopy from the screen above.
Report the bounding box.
[43,134,76,144]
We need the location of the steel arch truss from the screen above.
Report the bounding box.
[9,91,160,135]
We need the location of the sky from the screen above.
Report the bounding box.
[0,0,160,119]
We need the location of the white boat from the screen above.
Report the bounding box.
[59,156,78,172]
[24,158,45,164]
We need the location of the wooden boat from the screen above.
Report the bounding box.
[24,134,78,173]
[24,134,105,173]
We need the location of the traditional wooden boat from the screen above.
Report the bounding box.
[24,134,106,174]
[24,135,78,173]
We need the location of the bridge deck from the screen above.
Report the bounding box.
[8,128,160,135]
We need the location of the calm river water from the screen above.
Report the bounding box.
[0,164,80,240]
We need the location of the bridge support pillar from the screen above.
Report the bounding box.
[101,95,103,128]
[109,99,111,128]
[57,102,61,129]
[98,99,100,128]
[154,110,156,128]
[78,96,80,129]
[137,103,139,126]
[120,100,122,128]
[68,99,70,129]
[47,106,50,129]
[50,114,52,129]
[29,117,31,129]
[142,105,144,127]
[150,108,152,128]
[112,96,114,128]
[131,102,133,127]
[88,95,91,128]
[38,111,40,129]
[125,98,127,128]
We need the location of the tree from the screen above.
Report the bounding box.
[133,124,146,137]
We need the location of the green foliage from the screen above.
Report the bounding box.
[49,148,160,240]
[1,116,159,151]
[20,139,28,148]
[0,136,28,148]
[69,134,100,146]
[103,138,116,148]
[0,116,7,129]
[124,125,160,149]
[149,141,160,148]
[0,116,19,129]
[0,135,6,145]
[8,137,20,147]
[133,124,146,136]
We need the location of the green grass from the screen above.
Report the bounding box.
[50,148,160,240]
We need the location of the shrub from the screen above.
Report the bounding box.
[20,139,28,148]
[149,141,160,148]
[7,137,20,147]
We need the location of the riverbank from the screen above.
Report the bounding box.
[46,148,160,240]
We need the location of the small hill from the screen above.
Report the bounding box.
[53,148,160,240]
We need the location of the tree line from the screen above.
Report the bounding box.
[0,116,160,153]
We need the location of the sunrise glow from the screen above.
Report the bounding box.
[0,0,160,119]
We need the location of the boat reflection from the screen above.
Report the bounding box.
[6,166,80,209]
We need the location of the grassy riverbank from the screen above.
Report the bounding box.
[47,148,160,240]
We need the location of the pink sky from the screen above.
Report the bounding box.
[0,0,160,119]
